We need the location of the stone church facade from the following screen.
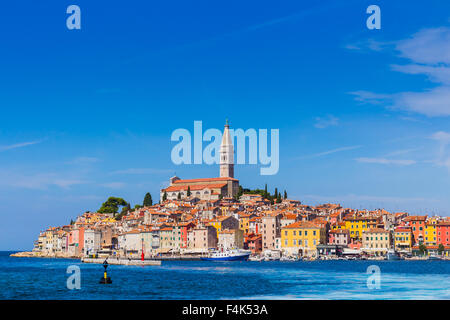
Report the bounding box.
[160,120,239,201]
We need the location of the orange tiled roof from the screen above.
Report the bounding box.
[283,221,320,229]
[165,183,227,192]
[173,177,238,184]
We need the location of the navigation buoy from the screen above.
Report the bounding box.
[99,259,112,284]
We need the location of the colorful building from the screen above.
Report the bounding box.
[281,221,326,257]
[394,226,412,252]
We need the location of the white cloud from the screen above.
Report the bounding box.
[111,168,172,175]
[296,145,362,159]
[395,27,450,65]
[68,157,101,164]
[431,131,450,170]
[0,140,42,152]
[394,87,450,117]
[314,114,339,129]
[390,64,450,85]
[100,182,126,189]
[349,26,450,117]
[355,157,416,166]
[0,172,88,190]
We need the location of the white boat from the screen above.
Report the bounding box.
[248,255,263,262]
[386,249,402,260]
[428,253,442,261]
[280,256,299,262]
[200,248,251,261]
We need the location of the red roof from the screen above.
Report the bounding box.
[165,183,227,192]
[173,177,238,184]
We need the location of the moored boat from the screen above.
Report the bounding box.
[428,253,442,260]
[200,249,251,261]
[386,249,402,260]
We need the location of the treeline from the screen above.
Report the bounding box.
[96,192,153,220]
[236,184,287,204]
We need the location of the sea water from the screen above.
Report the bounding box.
[1,251,449,300]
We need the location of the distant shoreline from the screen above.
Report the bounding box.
[9,251,447,261]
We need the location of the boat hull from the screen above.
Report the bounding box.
[201,254,250,261]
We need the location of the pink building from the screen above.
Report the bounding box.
[437,221,450,246]
[328,229,350,246]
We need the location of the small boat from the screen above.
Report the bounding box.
[428,253,442,261]
[386,249,402,261]
[200,248,251,261]
[280,256,299,262]
[248,255,263,262]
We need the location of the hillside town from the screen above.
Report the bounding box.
[28,194,450,260]
[22,121,450,261]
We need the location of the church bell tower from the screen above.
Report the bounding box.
[220,119,234,178]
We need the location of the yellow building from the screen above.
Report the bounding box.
[343,216,378,240]
[209,216,239,233]
[281,221,326,257]
[238,214,252,233]
[362,228,391,256]
[425,219,438,246]
[394,227,412,252]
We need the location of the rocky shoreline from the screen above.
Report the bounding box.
[10,251,80,259]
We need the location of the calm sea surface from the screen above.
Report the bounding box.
[1,251,449,299]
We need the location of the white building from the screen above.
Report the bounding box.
[84,229,101,255]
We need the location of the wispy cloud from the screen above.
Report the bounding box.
[0,140,42,152]
[431,131,450,170]
[384,147,421,157]
[100,182,126,189]
[0,171,88,190]
[296,145,362,160]
[355,157,416,166]
[111,168,172,175]
[67,157,101,164]
[314,114,339,129]
[348,26,450,117]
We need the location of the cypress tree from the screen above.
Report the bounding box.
[187,186,191,197]
[143,192,153,207]
[284,190,287,199]
[177,192,181,200]
[162,191,167,202]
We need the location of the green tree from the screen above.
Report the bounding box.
[162,191,167,202]
[134,204,142,210]
[98,197,127,214]
[438,243,445,255]
[70,219,74,225]
[418,243,427,256]
[284,190,287,199]
[264,184,268,199]
[143,192,153,207]
[274,188,278,199]
[177,192,181,200]
[187,186,191,197]
[276,193,282,203]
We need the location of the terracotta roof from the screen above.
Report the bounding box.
[364,228,389,234]
[283,221,321,229]
[164,183,227,192]
[173,177,238,184]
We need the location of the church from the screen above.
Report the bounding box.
[160,120,240,201]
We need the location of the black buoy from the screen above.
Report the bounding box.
[99,259,112,284]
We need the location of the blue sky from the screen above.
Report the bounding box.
[1,0,450,249]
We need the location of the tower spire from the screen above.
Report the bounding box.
[220,119,234,178]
